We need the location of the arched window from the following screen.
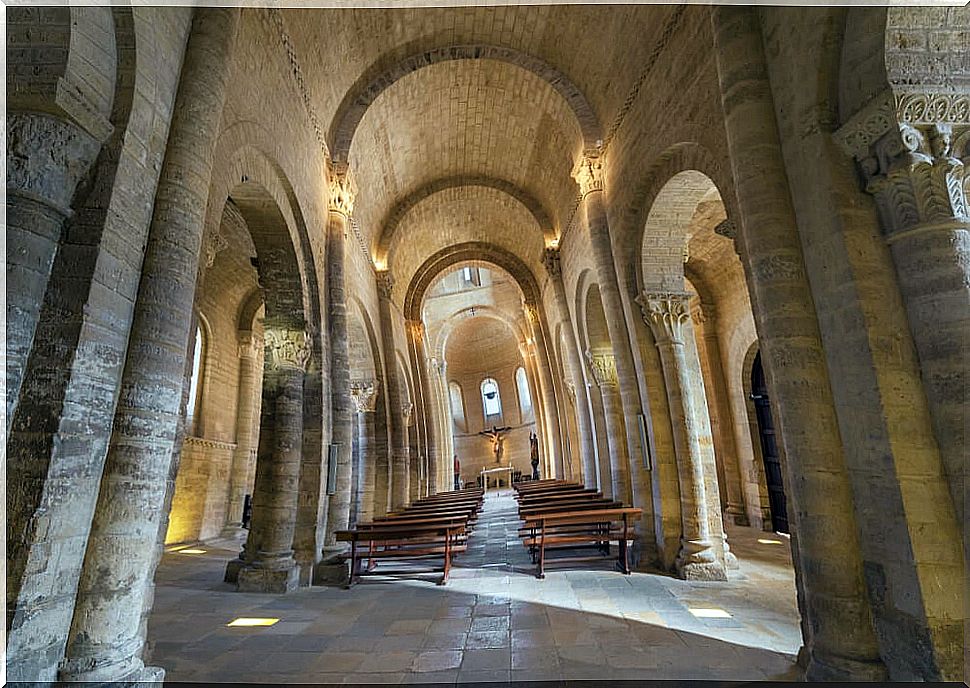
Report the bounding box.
[515,366,532,420]
[185,324,205,435]
[481,377,502,420]
[449,381,466,432]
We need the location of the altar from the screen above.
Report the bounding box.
[480,465,514,493]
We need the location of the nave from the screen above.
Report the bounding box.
[147,491,799,683]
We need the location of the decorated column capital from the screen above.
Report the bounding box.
[584,349,618,388]
[521,301,540,326]
[834,89,969,241]
[636,291,692,344]
[406,319,424,341]
[264,328,311,371]
[238,330,264,359]
[401,400,414,424]
[571,149,606,199]
[327,160,357,218]
[541,246,562,278]
[350,378,380,413]
[376,269,395,299]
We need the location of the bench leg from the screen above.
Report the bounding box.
[537,525,546,579]
[346,540,358,589]
[439,530,453,586]
[621,517,631,574]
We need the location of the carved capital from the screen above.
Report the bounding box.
[541,247,562,278]
[571,149,606,199]
[328,160,357,217]
[401,400,414,424]
[864,123,968,240]
[376,270,395,299]
[563,378,577,406]
[238,331,263,359]
[264,328,311,371]
[350,378,380,413]
[636,291,692,343]
[521,302,540,325]
[585,349,618,388]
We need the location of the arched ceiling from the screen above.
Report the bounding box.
[350,58,582,253]
[387,185,545,302]
[444,314,521,373]
[276,4,687,284]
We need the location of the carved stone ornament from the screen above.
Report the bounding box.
[376,270,395,299]
[541,247,562,278]
[264,328,311,371]
[401,400,414,424]
[585,349,618,388]
[350,378,379,413]
[328,160,357,217]
[863,123,969,240]
[563,378,577,406]
[406,319,425,340]
[521,302,540,325]
[571,149,606,198]
[636,291,692,343]
[203,227,230,268]
[238,331,263,359]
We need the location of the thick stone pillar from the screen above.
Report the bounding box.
[6,113,107,434]
[637,293,726,581]
[234,328,309,593]
[712,7,885,680]
[58,10,240,683]
[222,332,261,536]
[573,152,655,559]
[837,111,968,547]
[412,325,439,495]
[543,248,596,485]
[430,356,454,492]
[584,351,631,504]
[323,163,356,553]
[522,302,564,479]
[350,379,379,523]
[376,271,411,510]
[406,320,435,498]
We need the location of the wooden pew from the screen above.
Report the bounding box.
[519,507,642,578]
[336,520,467,586]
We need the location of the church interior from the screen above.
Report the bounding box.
[5,3,968,684]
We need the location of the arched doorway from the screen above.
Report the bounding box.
[750,351,788,534]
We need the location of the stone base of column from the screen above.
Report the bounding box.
[675,539,727,581]
[224,557,245,584]
[722,534,740,570]
[805,650,888,681]
[726,505,749,527]
[236,560,299,594]
[219,524,247,540]
[59,659,165,686]
[313,550,350,586]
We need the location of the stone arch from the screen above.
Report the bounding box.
[638,166,728,293]
[433,303,528,360]
[741,340,773,531]
[237,287,264,334]
[329,44,603,162]
[375,175,556,263]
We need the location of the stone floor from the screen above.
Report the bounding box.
[146,491,802,683]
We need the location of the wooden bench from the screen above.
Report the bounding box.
[519,507,642,578]
[336,519,468,586]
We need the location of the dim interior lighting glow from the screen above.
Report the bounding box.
[689,608,732,619]
[758,538,784,545]
[227,617,280,627]
[179,548,207,554]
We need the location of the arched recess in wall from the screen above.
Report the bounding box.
[449,381,466,433]
[515,366,533,422]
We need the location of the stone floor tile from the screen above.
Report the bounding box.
[412,650,464,672]
[460,648,511,672]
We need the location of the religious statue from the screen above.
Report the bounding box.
[530,432,540,480]
[478,425,511,465]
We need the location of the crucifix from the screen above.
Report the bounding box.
[478,425,512,464]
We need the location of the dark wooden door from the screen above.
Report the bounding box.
[751,352,789,534]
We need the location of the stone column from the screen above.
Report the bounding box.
[712,7,885,679]
[694,303,747,525]
[584,350,632,504]
[573,151,655,557]
[222,332,262,536]
[522,302,564,478]
[400,401,414,502]
[837,110,969,545]
[637,293,726,581]
[350,379,379,523]
[376,270,411,510]
[543,247,596,485]
[233,328,309,593]
[323,162,356,554]
[6,110,109,435]
[409,320,440,496]
[430,356,454,492]
[59,10,240,683]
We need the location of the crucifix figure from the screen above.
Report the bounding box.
[478,425,511,464]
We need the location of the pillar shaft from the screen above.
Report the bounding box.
[376,272,410,510]
[639,293,725,581]
[324,201,354,551]
[59,10,240,683]
[585,352,631,504]
[712,6,885,679]
[524,303,564,479]
[696,306,747,525]
[574,172,656,559]
[543,249,597,486]
[355,409,377,522]
[223,334,260,534]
